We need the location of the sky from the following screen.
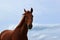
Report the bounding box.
[0,0,60,31]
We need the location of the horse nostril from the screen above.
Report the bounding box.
[28,24,32,29]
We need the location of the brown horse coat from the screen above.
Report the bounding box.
[0,8,33,40]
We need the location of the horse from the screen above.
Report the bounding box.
[0,8,33,40]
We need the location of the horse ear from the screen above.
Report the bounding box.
[24,9,26,12]
[31,8,33,13]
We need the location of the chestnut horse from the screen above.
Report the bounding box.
[0,8,33,40]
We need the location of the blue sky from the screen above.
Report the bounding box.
[0,0,60,31]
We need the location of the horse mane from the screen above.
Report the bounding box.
[16,15,25,29]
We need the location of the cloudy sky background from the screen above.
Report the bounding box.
[0,0,60,32]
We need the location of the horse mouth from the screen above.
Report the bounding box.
[28,24,32,29]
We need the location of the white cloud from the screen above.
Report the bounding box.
[38,35,46,39]
[52,36,58,38]
[33,23,60,27]
[8,24,16,30]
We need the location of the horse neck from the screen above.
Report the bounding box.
[14,16,28,34]
[12,23,28,40]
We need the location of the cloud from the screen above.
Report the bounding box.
[33,23,60,27]
[0,24,17,33]
[8,24,16,30]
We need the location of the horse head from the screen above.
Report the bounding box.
[23,8,33,29]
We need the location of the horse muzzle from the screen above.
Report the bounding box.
[28,24,33,29]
